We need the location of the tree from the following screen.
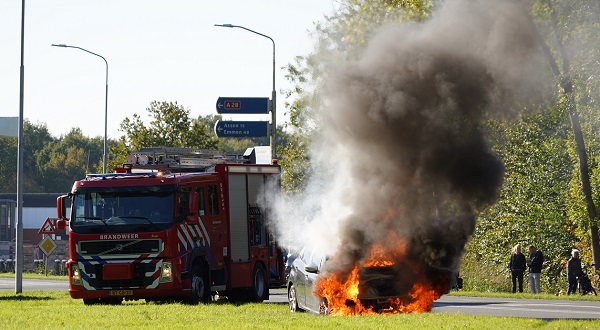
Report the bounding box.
[35,128,104,192]
[0,135,17,192]
[465,106,575,292]
[531,0,600,270]
[0,121,101,193]
[112,101,220,169]
[38,146,88,192]
[117,100,219,150]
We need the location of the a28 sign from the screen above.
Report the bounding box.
[223,100,241,110]
[216,97,269,114]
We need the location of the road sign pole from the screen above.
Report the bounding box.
[213,24,276,161]
[44,236,47,276]
[271,90,276,161]
[270,40,276,161]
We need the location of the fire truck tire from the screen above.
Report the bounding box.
[83,298,122,305]
[250,263,269,302]
[83,298,99,305]
[187,263,210,304]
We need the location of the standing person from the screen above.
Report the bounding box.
[509,244,527,293]
[527,245,544,294]
[567,249,582,295]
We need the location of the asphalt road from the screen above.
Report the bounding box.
[268,288,600,320]
[431,295,600,320]
[0,277,68,291]
[2,279,599,320]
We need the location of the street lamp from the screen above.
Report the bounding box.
[214,24,276,160]
[51,43,109,173]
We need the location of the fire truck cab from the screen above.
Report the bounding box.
[56,147,284,304]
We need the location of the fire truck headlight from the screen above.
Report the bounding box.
[71,264,83,286]
[160,262,173,283]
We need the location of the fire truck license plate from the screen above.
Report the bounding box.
[109,290,133,296]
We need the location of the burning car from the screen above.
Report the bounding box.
[288,240,448,315]
[287,242,414,315]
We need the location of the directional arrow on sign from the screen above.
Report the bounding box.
[216,97,270,114]
[214,120,269,138]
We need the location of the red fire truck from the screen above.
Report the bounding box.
[55,147,285,305]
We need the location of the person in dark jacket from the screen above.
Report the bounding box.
[527,245,544,294]
[567,249,583,295]
[509,244,527,293]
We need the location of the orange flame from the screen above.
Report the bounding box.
[386,280,444,313]
[315,266,363,315]
[314,240,446,316]
[363,242,405,267]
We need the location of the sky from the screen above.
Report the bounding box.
[0,0,336,139]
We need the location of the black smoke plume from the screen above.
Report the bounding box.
[314,0,546,293]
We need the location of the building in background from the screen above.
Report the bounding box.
[0,193,68,271]
[0,117,18,138]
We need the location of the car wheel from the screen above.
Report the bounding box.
[319,298,329,315]
[288,283,302,312]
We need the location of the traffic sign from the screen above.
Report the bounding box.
[214,120,269,138]
[39,236,57,256]
[38,218,56,234]
[216,97,269,114]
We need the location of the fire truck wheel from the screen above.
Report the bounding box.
[83,298,121,305]
[83,298,99,305]
[188,263,210,304]
[251,263,268,302]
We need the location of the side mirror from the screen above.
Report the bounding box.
[56,195,69,220]
[56,219,68,230]
[305,263,319,274]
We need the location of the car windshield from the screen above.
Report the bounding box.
[71,186,175,233]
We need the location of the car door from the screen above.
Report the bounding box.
[305,249,325,313]
[294,245,313,309]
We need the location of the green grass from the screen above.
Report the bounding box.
[0,291,599,329]
[0,272,67,281]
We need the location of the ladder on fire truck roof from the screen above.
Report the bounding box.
[125,146,256,172]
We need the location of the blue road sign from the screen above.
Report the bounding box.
[214,120,269,137]
[216,97,270,114]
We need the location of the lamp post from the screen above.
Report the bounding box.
[51,44,109,173]
[15,0,26,294]
[214,24,276,160]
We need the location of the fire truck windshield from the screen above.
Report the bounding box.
[71,186,176,233]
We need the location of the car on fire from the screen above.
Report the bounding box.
[286,243,409,314]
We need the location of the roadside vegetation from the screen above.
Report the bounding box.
[0,272,67,281]
[0,291,598,330]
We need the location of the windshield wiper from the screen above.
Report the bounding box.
[113,216,161,231]
[76,216,103,221]
[75,216,115,231]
